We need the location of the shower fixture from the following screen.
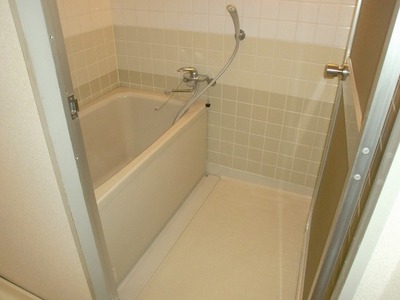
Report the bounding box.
[171,4,246,123]
[163,65,216,96]
[157,5,246,123]
[226,4,246,41]
[178,67,214,85]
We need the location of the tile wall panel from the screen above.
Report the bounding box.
[57,0,356,189]
[57,0,118,106]
[57,0,113,37]
[64,27,119,106]
[114,25,343,188]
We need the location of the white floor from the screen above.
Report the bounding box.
[118,175,311,300]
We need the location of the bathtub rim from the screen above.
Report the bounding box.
[79,87,188,115]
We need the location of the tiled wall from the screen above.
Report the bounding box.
[110,0,355,189]
[114,29,339,188]
[57,0,356,189]
[57,0,118,106]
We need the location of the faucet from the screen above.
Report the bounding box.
[164,66,215,95]
[177,67,199,82]
[177,66,214,85]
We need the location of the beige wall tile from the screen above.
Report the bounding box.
[58,0,355,190]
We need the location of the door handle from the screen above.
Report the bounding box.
[324,63,350,81]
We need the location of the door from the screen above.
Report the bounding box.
[9,0,118,298]
[301,0,400,299]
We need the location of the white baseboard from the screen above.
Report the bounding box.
[206,162,314,198]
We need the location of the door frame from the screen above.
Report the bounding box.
[334,84,400,299]
[305,0,400,298]
[9,0,118,299]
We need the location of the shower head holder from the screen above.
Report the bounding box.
[226,4,246,41]
[237,29,246,41]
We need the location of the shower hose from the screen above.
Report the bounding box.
[172,5,245,124]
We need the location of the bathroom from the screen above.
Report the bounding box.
[3,0,400,299]
[58,0,356,298]
[62,0,351,297]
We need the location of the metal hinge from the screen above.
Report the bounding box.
[68,94,79,120]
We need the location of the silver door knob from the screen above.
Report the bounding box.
[324,63,350,81]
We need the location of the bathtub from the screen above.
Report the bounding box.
[79,87,207,283]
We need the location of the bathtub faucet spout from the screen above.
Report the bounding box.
[164,88,195,95]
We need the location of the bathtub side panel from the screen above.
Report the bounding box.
[99,110,207,283]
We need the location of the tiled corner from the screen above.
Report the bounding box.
[63,26,118,106]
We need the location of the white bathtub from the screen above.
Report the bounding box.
[79,87,207,283]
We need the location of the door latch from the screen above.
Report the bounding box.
[324,63,350,81]
[68,94,79,120]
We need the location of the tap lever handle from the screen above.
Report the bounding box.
[177,66,199,80]
[177,66,198,73]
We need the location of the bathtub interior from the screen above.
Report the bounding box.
[80,89,186,188]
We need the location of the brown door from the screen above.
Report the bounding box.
[301,0,400,299]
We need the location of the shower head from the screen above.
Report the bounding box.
[226,5,245,41]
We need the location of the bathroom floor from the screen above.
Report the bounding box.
[118,175,311,300]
